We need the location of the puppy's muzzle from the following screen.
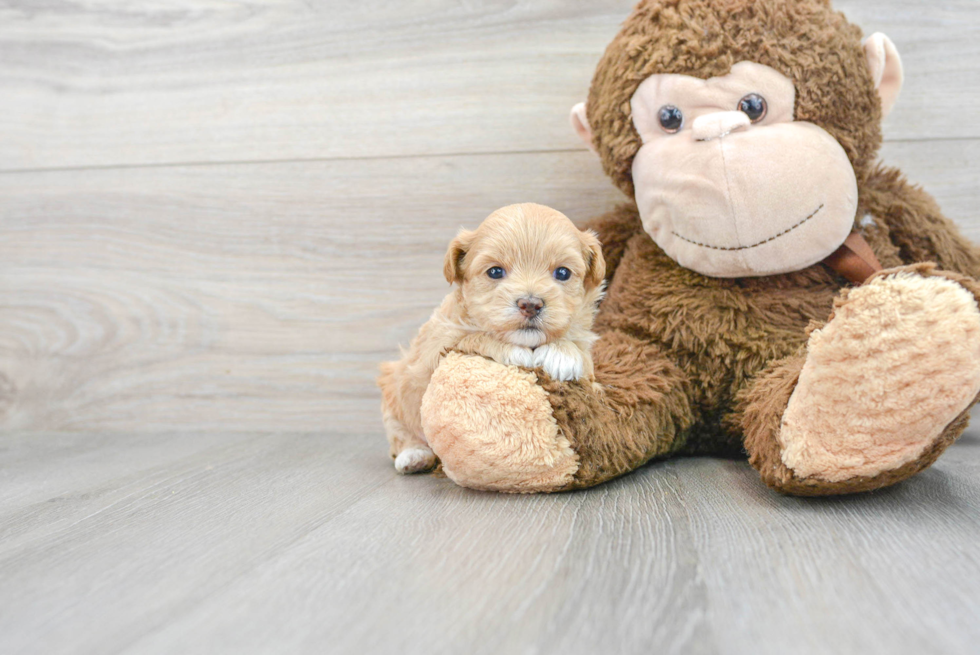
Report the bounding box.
[517,296,544,319]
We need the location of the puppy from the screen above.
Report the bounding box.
[378,203,606,474]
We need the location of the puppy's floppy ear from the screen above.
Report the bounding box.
[580,229,606,289]
[443,229,475,284]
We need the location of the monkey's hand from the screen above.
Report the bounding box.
[421,352,579,492]
[421,333,691,493]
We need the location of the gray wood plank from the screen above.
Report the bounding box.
[0,431,272,529]
[2,426,976,655]
[840,0,980,141]
[0,0,634,170]
[1,140,977,434]
[0,430,393,655]
[124,466,713,655]
[0,0,977,171]
[676,443,980,655]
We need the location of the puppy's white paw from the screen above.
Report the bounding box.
[394,446,436,474]
[532,344,584,382]
[502,345,535,368]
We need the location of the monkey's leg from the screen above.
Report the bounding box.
[419,330,696,493]
[740,264,980,495]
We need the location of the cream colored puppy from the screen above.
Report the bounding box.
[378,203,606,474]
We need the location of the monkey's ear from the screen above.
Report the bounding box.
[580,229,606,289]
[570,102,597,153]
[863,33,904,118]
[443,229,475,284]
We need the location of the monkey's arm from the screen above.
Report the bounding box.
[862,165,980,278]
[541,329,696,488]
[420,329,697,492]
[582,202,644,280]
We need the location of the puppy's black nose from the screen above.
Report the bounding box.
[517,296,544,319]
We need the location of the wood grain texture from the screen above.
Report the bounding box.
[0,431,394,655]
[1,427,978,655]
[0,0,978,171]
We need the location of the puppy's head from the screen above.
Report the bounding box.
[444,203,605,347]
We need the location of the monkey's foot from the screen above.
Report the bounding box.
[777,268,980,491]
[420,352,579,493]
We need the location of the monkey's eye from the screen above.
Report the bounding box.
[658,105,684,134]
[738,94,768,122]
[553,267,571,281]
[486,266,505,279]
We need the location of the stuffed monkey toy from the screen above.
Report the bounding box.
[418,0,980,494]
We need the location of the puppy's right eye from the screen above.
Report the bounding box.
[486,267,505,279]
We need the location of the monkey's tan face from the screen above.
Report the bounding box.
[629,61,858,278]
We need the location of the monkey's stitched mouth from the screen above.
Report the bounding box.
[671,204,824,251]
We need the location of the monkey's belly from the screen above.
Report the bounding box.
[599,233,842,414]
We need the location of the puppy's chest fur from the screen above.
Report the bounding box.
[596,232,843,409]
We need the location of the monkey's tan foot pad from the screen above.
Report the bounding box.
[780,271,980,484]
[420,352,579,493]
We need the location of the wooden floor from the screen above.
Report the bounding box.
[2,1,980,653]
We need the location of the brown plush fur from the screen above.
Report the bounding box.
[540,330,695,488]
[543,0,980,492]
[588,0,883,199]
[418,0,980,494]
[859,167,980,277]
[558,186,980,489]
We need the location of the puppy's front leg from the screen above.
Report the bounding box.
[532,339,591,382]
[382,407,437,474]
[455,333,534,369]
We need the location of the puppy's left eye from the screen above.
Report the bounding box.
[553,267,571,281]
